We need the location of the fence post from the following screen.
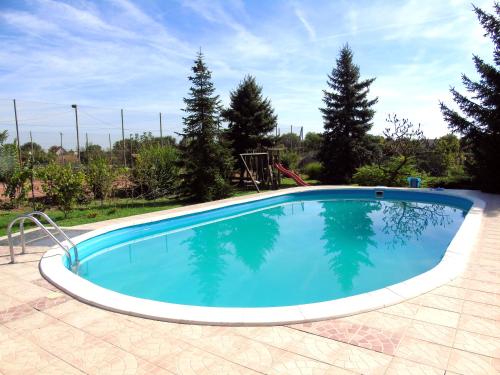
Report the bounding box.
[121,109,126,167]
[13,99,22,166]
[159,112,163,146]
[59,132,64,163]
[71,104,80,163]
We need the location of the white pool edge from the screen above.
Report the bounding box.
[39,186,485,326]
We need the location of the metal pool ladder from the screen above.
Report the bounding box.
[7,211,79,271]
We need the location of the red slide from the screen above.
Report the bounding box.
[274,163,309,186]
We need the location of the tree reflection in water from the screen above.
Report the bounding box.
[382,201,454,248]
[184,223,231,305]
[184,205,284,304]
[320,200,379,292]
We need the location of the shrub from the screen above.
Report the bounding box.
[303,162,323,180]
[281,150,299,170]
[132,145,179,199]
[38,163,85,217]
[353,157,425,187]
[0,144,28,206]
[85,157,117,203]
[352,165,385,186]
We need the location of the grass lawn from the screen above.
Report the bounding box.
[0,179,318,237]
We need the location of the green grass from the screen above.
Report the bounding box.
[0,190,260,237]
[0,180,318,237]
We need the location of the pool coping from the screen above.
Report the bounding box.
[39,186,485,326]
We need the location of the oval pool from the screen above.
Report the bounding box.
[40,187,483,324]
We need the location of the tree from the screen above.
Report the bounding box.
[440,3,500,192]
[223,75,277,184]
[38,163,85,217]
[417,134,464,176]
[20,142,52,164]
[179,52,234,201]
[352,114,426,187]
[278,132,301,149]
[132,144,179,199]
[85,157,117,204]
[319,44,378,183]
[303,132,322,152]
[81,144,104,164]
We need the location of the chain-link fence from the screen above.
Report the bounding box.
[0,98,308,166]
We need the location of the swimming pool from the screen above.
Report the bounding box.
[40,187,484,325]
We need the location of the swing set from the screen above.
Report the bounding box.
[239,148,308,192]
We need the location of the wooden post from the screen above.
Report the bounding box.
[121,109,126,167]
[13,99,22,166]
[240,154,260,193]
[71,104,81,162]
[29,131,35,209]
[159,112,163,146]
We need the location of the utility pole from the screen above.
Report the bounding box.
[71,104,81,162]
[121,109,126,167]
[29,131,34,156]
[159,112,163,146]
[13,99,22,166]
[129,133,133,167]
[85,133,89,150]
[29,131,35,209]
[108,134,112,151]
[60,132,64,163]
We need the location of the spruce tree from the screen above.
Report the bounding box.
[222,75,277,184]
[319,44,378,183]
[440,3,500,192]
[179,52,233,201]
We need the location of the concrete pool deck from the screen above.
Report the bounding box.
[0,189,499,374]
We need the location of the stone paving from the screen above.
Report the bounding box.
[0,191,499,374]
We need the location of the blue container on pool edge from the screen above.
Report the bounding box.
[407,177,421,188]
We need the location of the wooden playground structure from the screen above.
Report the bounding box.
[239,149,309,192]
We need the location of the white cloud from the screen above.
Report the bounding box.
[294,6,316,41]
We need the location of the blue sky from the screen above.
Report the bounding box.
[0,0,495,148]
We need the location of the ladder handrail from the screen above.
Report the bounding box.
[7,212,78,270]
[26,211,79,262]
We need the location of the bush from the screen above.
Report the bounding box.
[0,144,28,206]
[85,157,117,203]
[132,145,179,199]
[281,150,299,170]
[303,162,323,180]
[353,157,425,187]
[38,163,85,217]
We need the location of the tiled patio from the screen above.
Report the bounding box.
[0,191,499,374]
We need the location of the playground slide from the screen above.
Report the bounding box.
[274,163,309,186]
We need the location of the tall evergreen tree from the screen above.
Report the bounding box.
[222,75,277,184]
[179,52,233,201]
[440,3,500,192]
[319,44,378,183]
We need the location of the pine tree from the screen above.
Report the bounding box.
[440,3,500,192]
[179,52,233,201]
[222,75,277,184]
[319,44,378,183]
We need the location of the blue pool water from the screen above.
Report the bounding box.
[75,190,471,307]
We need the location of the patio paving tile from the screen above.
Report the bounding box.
[461,300,500,320]
[405,320,456,347]
[413,306,460,328]
[457,314,500,337]
[446,348,500,375]
[236,326,349,364]
[330,344,392,374]
[394,336,451,369]
[412,293,464,313]
[385,357,444,375]
[453,330,500,358]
